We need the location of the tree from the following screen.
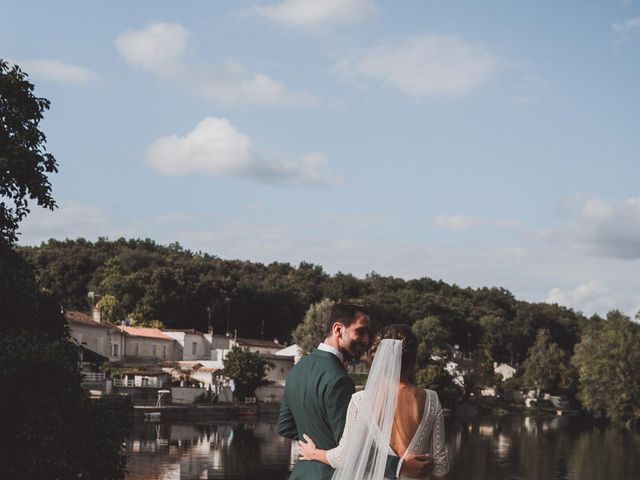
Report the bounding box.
[223,346,272,400]
[460,349,500,399]
[0,331,127,479]
[292,298,334,355]
[573,310,640,429]
[0,59,58,244]
[522,329,574,397]
[412,315,450,363]
[96,294,126,324]
[0,61,127,478]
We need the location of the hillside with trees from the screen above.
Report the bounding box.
[20,237,640,428]
[19,237,587,361]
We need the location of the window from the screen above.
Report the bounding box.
[133,343,139,356]
[112,343,119,357]
[192,342,197,355]
[152,344,157,357]
[162,345,166,359]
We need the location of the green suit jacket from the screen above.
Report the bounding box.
[278,349,400,480]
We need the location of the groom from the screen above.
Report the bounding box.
[278,303,432,479]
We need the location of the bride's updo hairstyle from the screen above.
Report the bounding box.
[369,324,418,377]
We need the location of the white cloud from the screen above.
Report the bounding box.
[546,281,640,318]
[146,116,341,186]
[567,197,640,259]
[433,214,481,230]
[189,62,316,106]
[244,0,376,27]
[148,117,251,175]
[612,16,640,49]
[336,34,498,97]
[115,22,315,106]
[612,16,640,35]
[15,59,96,85]
[115,22,190,71]
[17,202,116,244]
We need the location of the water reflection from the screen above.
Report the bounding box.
[124,416,640,480]
[447,416,640,480]
[125,420,291,480]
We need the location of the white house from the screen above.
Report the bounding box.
[495,363,516,381]
[255,353,294,403]
[235,337,283,355]
[117,326,181,361]
[66,311,113,359]
[203,333,233,368]
[163,329,210,361]
[275,343,303,364]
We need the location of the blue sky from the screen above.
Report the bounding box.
[2,0,639,316]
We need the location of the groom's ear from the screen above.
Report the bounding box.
[332,321,344,339]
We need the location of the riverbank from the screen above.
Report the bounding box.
[131,401,280,421]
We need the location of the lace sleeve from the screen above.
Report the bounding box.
[326,393,359,468]
[430,392,449,477]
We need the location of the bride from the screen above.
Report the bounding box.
[298,325,449,479]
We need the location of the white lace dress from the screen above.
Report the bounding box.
[326,389,449,479]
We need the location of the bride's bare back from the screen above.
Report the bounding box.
[391,384,427,457]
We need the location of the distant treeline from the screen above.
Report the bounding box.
[20,238,589,364]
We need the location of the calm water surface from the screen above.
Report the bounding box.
[124,416,640,480]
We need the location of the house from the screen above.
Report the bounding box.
[235,337,283,355]
[205,333,233,368]
[275,343,303,364]
[117,326,181,362]
[254,353,294,403]
[65,309,133,363]
[494,363,516,382]
[163,329,211,361]
[65,310,114,360]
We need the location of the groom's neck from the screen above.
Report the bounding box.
[323,336,340,351]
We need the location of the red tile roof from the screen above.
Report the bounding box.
[118,326,175,341]
[65,311,111,329]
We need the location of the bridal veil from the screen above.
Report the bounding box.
[331,338,403,480]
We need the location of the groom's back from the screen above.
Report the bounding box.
[278,349,355,480]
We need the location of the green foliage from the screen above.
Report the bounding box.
[412,315,464,406]
[0,329,127,479]
[0,59,58,245]
[223,346,272,400]
[415,361,461,408]
[0,62,126,479]
[128,315,164,329]
[573,311,640,429]
[292,298,334,355]
[412,315,450,361]
[96,294,126,324]
[461,349,501,399]
[522,329,574,396]
[18,238,589,361]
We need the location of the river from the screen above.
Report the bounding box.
[124,415,640,479]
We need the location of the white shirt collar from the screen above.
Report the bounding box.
[317,342,344,362]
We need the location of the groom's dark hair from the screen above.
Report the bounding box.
[325,302,369,336]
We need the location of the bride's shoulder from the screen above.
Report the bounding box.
[423,389,444,407]
[352,390,365,402]
[423,388,440,397]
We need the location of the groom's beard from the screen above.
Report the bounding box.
[342,340,367,362]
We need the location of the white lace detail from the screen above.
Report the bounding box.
[326,389,450,478]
